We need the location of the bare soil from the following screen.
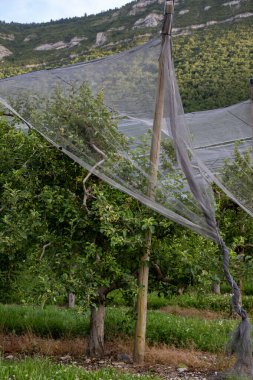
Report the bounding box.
[0,334,234,379]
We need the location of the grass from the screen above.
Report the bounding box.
[0,304,237,353]
[0,304,89,338]
[108,290,253,313]
[147,292,253,313]
[0,357,160,379]
[146,311,234,352]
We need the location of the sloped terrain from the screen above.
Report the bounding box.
[0,0,252,69]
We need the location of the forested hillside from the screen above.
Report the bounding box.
[0,0,252,111]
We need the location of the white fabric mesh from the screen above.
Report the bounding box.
[0,9,252,241]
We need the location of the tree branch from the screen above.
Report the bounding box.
[83,144,107,211]
[151,262,169,282]
[40,242,52,260]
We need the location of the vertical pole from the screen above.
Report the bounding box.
[250,78,253,101]
[250,79,253,162]
[133,0,174,365]
[68,292,76,308]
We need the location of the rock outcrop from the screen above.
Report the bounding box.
[34,36,87,51]
[24,34,37,42]
[223,0,241,5]
[0,45,13,59]
[108,26,125,32]
[133,13,163,29]
[112,11,120,18]
[129,0,157,16]
[179,9,190,15]
[172,12,253,36]
[95,32,107,46]
[0,33,15,41]
[35,41,68,51]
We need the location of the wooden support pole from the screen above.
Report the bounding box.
[68,292,76,308]
[250,78,253,101]
[133,0,175,365]
[250,79,253,162]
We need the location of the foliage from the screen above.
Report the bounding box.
[221,143,253,211]
[174,20,252,111]
[1,84,253,315]
[0,117,90,305]
[215,144,253,292]
[2,80,221,312]
[0,357,160,380]
[0,116,240,309]
[29,82,128,155]
[0,102,146,311]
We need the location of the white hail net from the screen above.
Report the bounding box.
[0,5,252,242]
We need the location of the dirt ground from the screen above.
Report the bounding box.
[0,333,235,379]
[159,306,227,320]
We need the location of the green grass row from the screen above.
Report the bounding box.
[108,291,253,313]
[0,304,89,339]
[147,292,253,312]
[0,357,160,380]
[0,304,237,352]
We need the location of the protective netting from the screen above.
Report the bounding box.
[0,35,218,240]
[0,38,252,240]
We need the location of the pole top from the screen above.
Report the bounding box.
[162,0,174,35]
[164,0,174,15]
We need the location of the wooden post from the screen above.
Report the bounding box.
[68,292,76,308]
[133,0,175,365]
[250,78,253,101]
[250,79,253,163]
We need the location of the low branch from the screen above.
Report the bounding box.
[22,151,37,168]
[151,262,169,282]
[40,242,52,260]
[243,243,253,248]
[83,143,106,211]
[2,112,13,117]
[98,282,118,303]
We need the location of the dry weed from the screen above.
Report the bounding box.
[159,306,227,320]
[0,334,234,372]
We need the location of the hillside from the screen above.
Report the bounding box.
[0,0,252,67]
[0,0,252,111]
